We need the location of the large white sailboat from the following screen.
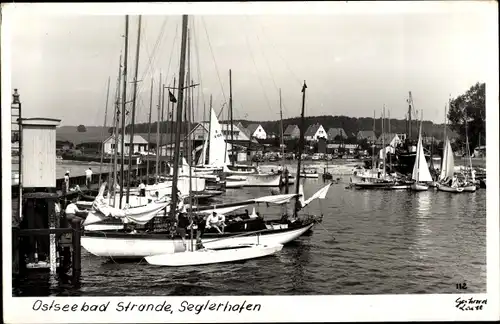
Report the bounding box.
[195,107,281,187]
[410,114,433,191]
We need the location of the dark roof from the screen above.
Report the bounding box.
[284,124,299,136]
[327,127,347,139]
[357,130,377,140]
[375,133,399,144]
[304,123,323,137]
[246,123,261,135]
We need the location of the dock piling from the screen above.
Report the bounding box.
[71,219,82,274]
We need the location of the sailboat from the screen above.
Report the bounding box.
[195,107,281,187]
[460,118,477,192]
[410,113,433,191]
[81,15,331,259]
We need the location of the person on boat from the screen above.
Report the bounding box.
[138,181,146,197]
[206,211,224,234]
[176,209,191,250]
[85,167,93,187]
[63,171,70,194]
[195,214,207,240]
[451,175,459,188]
[471,169,476,183]
[65,197,87,224]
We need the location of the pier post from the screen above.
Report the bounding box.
[71,219,82,275]
[284,168,289,194]
[48,198,57,274]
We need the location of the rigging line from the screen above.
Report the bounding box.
[244,15,289,117]
[200,16,227,111]
[163,19,180,91]
[252,17,302,87]
[134,17,169,101]
[193,17,205,122]
[242,19,274,116]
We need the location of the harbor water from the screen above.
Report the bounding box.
[13,175,486,296]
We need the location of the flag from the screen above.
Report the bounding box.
[301,81,307,93]
[168,90,177,103]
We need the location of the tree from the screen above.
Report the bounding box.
[448,82,485,153]
[77,124,87,132]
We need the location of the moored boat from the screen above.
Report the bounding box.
[145,243,283,267]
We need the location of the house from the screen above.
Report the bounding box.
[473,145,486,158]
[327,127,348,141]
[245,123,267,140]
[103,134,148,155]
[304,123,327,142]
[356,130,377,144]
[189,121,252,142]
[283,125,300,140]
[56,126,111,152]
[375,133,402,147]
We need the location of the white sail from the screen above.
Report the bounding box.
[301,183,332,208]
[412,131,433,182]
[439,138,455,181]
[197,138,208,166]
[208,108,230,167]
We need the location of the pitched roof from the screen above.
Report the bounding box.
[104,134,148,144]
[327,127,347,139]
[246,123,261,135]
[284,124,299,135]
[304,123,323,137]
[375,133,399,144]
[357,130,377,140]
[135,133,176,145]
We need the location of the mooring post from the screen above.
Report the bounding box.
[284,168,289,194]
[71,219,82,274]
[48,198,57,274]
[12,227,20,276]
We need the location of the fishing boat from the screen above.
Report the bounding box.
[410,111,432,191]
[145,243,283,267]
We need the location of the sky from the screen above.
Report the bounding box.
[5,2,497,126]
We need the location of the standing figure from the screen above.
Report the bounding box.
[85,167,93,187]
[63,171,70,194]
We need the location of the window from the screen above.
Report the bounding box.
[111,144,115,149]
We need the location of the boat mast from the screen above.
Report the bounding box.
[146,77,154,183]
[382,105,386,178]
[155,73,162,183]
[186,28,194,251]
[416,110,423,182]
[294,81,307,218]
[119,15,129,209]
[168,78,177,162]
[110,54,122,204]
[388,109,391,173]
[207,94,212,165]
[170,14,189,219]
[126,15,142,203]
[279,88,285,167]
[408,91,413,141]
[99,76,111,187]
[229,69,234,166]
[372,110,375,171]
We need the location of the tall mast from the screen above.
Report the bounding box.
[126,15,142,203]
[229,69,234,166]
[294,81,307,218]
[207,94,212,165]
[170,14,189,218]
[279,88,285,167]
[168,78,177,161]
[186,28,194,250]
[155,72,162,183]
[382,105,386,178]
[146,77,154,183]
[99,76,111,187]
[160,80,166,175]
[119,15,129,209]
[407,91,413,141]
[372,110,375,171]
[388,109,391,172]
[110,54,122,204]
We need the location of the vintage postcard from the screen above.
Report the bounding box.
[1,1,499,323]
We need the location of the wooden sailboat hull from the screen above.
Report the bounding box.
[243,173,281,187]
[385,184,409,190]
[300,173,319,178]
[461,185,477,192]
[410,183,429,191]
[353,181,394,189]
[145,243,283,267]
[81,222,314,259]
[436,183,464,193]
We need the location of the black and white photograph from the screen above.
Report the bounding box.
[2,2,499,323]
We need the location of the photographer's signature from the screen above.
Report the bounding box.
[455,297,487,311]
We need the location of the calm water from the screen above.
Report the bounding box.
[13,177,487,296]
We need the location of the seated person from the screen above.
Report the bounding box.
[176,212,191,249]
[65,198,88,224]
[206,211,226,234]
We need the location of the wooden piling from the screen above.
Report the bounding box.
[71,219,82,274]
